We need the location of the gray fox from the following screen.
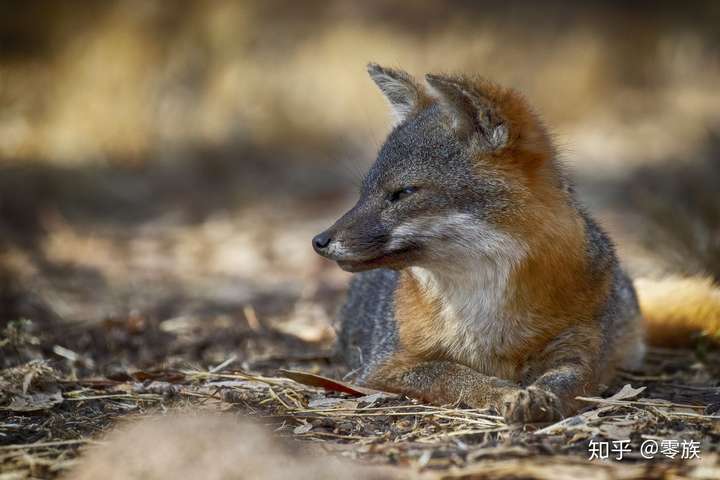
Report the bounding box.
[312,64,720,423]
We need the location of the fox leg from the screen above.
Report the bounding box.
[498,367,585,424]
[369,357,570,423]
[504,330,601,423]
[367,332,599,423]
[367,357,519,409]
[483,360,592,423]
[367,356,580,423]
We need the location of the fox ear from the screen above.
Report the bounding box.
[367,63,428,126]
[425,74,508,150]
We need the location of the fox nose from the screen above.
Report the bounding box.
[312,231,332,252]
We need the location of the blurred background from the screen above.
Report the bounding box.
[1,0,719,372]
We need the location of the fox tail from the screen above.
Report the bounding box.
[635,276,720,347]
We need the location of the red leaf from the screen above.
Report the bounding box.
[279,369,390,396]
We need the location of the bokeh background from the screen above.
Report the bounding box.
[2,0,720,372]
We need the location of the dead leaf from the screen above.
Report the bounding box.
[132,381,179,396]
[279,369,391,396]
[2,390,63,412]
[307,397,359,409]
[534,406,614,436]
[293,423,313,434]
[605,384,646,402]
[598,423,635,440]
[355,392,397,405]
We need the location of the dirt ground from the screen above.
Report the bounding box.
[2,2,720,479]
[1,150,720,479]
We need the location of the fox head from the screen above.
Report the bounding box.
[313,64,562,273]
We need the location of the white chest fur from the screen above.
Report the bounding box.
[407,224,528,378]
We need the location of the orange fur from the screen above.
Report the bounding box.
[373,78,613,412]
[352,69,702,421]
[470,77,610,370]
[394,270,444,358]
[636,276,720,347]
[472,78,554,171]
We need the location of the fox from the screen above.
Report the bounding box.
[312,64,720,423]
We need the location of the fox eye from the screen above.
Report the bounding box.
[388,186,418,203]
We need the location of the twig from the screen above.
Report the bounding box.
[182,370,286,387]
[0,439,103,451]
[575,396,707,410]
[243,305,261,332]
[64,394,163,402]
[209,355,237,373]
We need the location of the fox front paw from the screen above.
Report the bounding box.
[499,386,562,424]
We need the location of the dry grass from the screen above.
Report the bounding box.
[1,351,719,479]
[2,3,720,479]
